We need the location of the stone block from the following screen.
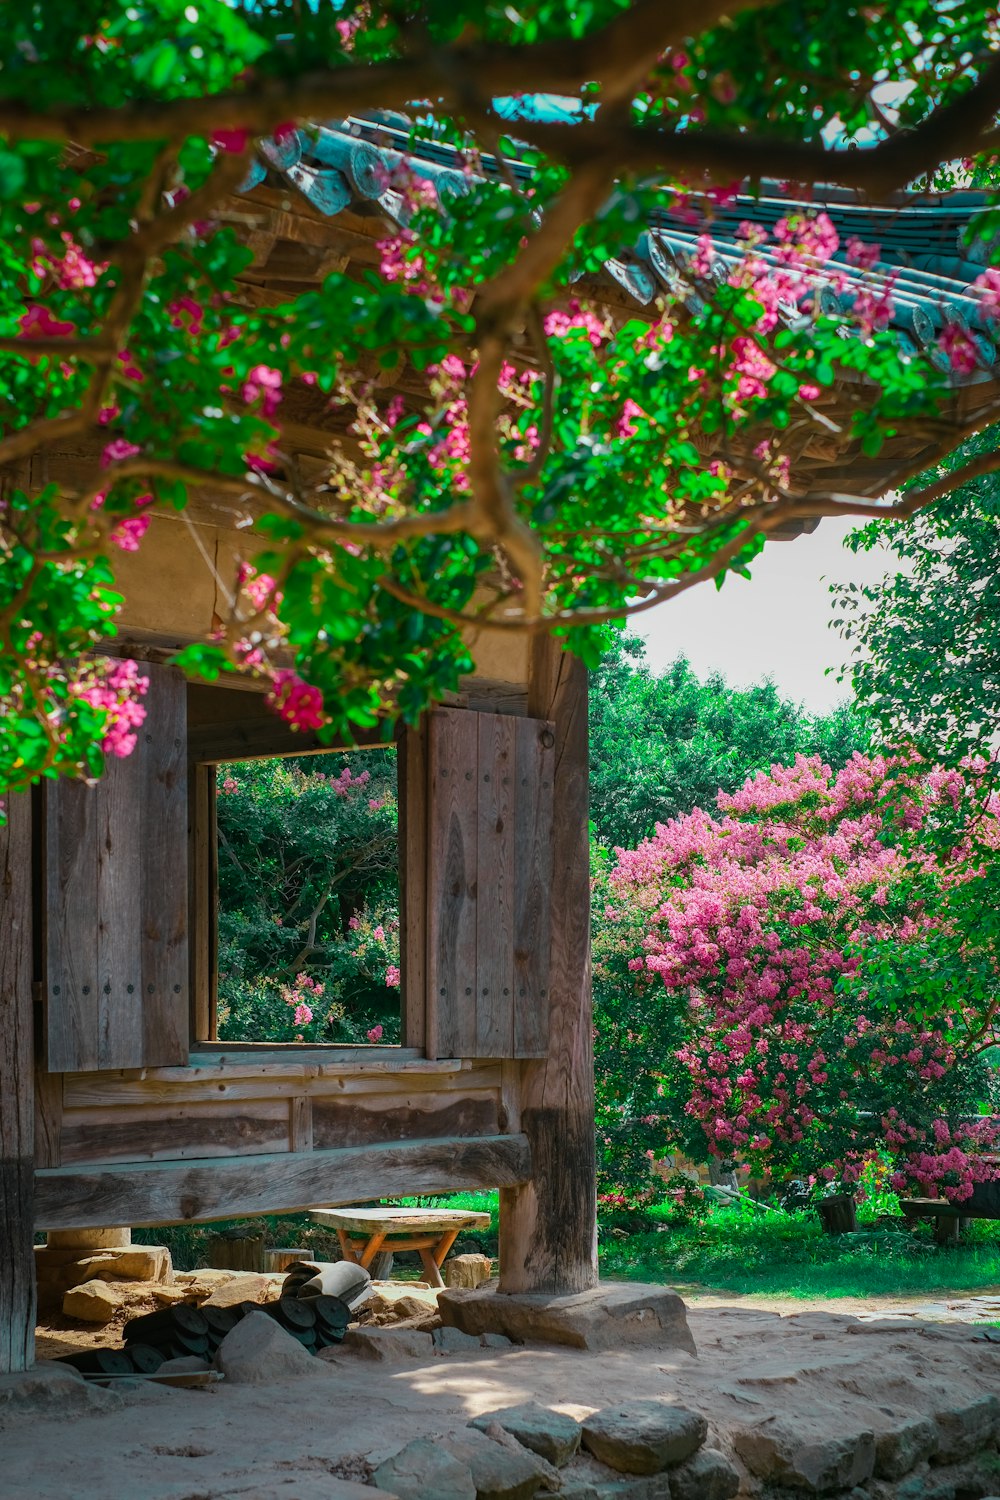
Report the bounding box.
[582,1401,707,1475]
[444,1253,494,1289]
[469,1402,581,1467]
[442,1427,550,1500]
[372,1438,476,1500]
[433,1325,483,1354]
[389,1294,436,1321]
[202,1272,272,1308]
[668,1448,740,1500]
[335,1326,435,1362]
[874,1413,938,1479]
[214,1310,328,1385]
[932,1394,999,1462]
[480,1332,514,1348]
[438,1282,696,1354]
[77,1246,172,1284]
[62,1281,124,1324]
[732,1415,876,1494]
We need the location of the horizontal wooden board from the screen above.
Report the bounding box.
[63,1062,502,1110]
[35,1133,531,1228]
[60,1100,289,1165]
[311,1090,500,1150]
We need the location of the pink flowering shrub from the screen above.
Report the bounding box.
[595,754,1000,1203]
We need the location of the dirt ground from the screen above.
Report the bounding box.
[4,1289,1000,1500]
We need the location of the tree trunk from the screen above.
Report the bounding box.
[499,643,597,1294]
[205,1228,266,1271]
[816,1194,857,1235]
[0,793,35,1373]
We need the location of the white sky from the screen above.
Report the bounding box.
[631,518,901,714]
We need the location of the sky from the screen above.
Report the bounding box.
[631,517,901,714]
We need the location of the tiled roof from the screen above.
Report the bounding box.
[239,116,998,379]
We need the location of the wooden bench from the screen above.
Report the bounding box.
[899,1197,1000,1246]
[310,1206,492,1288]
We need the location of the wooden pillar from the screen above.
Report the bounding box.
[0,793,35,1372]
[498,640,597,1293]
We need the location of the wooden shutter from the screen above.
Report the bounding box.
[45,663,189,1072]
[427,708,554,1060]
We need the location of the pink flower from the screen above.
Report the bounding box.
[384,967,400,990]
[367,1024,385,1042]
[101,438,141,468]
[293,1003,313,1027]
[939,323,979,375]
[266,669,326,732]
[212,128,250,154]
[110,514,151,552]
[18,305,75,339]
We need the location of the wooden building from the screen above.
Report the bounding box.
[0,503,596,1372]
[3,121,1000,1375]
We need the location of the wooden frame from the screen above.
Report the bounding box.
[186,679,412,1054]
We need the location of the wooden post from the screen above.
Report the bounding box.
[0,792,35,1373]
[498,640,597,1293]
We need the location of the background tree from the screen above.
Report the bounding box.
[589,634,865,848]
[215,750,401,1044]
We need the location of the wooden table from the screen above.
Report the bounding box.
[310,1206,492,1288]
[899,1197,1000,1246]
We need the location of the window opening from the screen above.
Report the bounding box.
[211,747,400,1046]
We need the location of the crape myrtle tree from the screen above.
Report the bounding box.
[5,5,1000,789]
[594,752,1000,1204]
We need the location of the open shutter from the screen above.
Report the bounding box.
[45,663,188,1072]
[427,708,554,1060]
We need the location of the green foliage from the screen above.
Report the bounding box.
[216,751,401,1044]
[600,1196,1000,1301]
[588,633,867,849]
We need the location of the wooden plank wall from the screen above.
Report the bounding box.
[49,1058,503,1169]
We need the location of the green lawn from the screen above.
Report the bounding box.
[152,1190,1000,1302]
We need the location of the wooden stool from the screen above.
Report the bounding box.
[310,1206,491,1289]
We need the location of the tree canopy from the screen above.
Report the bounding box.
[589,634,865,848]
[4,3,1000,792]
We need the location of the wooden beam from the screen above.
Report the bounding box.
[0,793,36,1373]
[499,640,597,1294]
[34,1132,530,1229]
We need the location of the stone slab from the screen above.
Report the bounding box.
[470,1401,582,1466]
[581,1401,707,1475]
[437,1283,696,1354]
[733,1414,876,1494]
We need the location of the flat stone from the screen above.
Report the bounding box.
[932,1393,999,1462]
[443,1427,549,1500]
[150,1285,190,1304]
[732,1415,876,1493]
[390,1294,437,1321]
[336,1326,434,1362]
[0,1364,116,1417]
[202,1272,273,1308]
[582,1402,707,1475]
[469,1402,581,1467]
[372,1437,476,1500]
[444,1254,494,1289]
[62,1281,124,1324]
[480,1333,514,1349]
[438,1283,696,1355]
[668,1448,740,1500]
[213,1310,328,1385]
[434,1326,483,1354]
[73,1247,171,1284]
[873,1413,938,1479]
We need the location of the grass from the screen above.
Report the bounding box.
[599,1199,1000,1301]
[148,1190,1000,1302]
